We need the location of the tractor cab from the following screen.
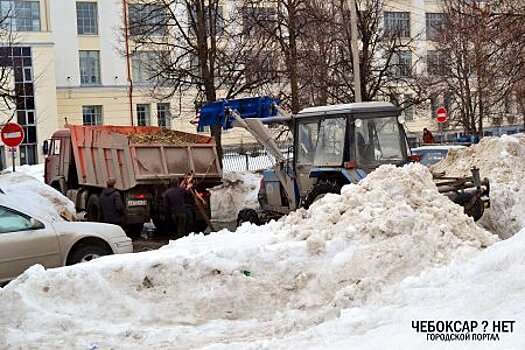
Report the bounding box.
[292,102,410,199]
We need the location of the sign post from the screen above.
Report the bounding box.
[1,123,25,172]
[436,107,447,144]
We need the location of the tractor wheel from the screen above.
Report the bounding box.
[302,181,341,210]
[237,208,260,227]
[455,193,485,221]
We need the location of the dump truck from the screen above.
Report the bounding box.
[43,125,222,236]
[197,97,490,225]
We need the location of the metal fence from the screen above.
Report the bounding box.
[222,143,292,172]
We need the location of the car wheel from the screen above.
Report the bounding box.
[455,193,485,221]
[68,245,112,265]
[237,208,260,226]
[302,181,341,209]
[86,194,101,222]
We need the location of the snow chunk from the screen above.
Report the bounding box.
[209,171,261,222]
[0,171,75,221]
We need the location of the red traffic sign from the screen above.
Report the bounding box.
[436,107,447,123]
[1,122,25,147]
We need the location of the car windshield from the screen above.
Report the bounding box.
[412,149,448,166]
[297,117,346,166]
[355,116,406,167]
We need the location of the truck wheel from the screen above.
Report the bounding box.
[68,245,112,265]
[86,194,101,222]
[152,217,170,234]
[455,193,484,221]
[237,208,260,226]
[124,224,143,238]
[302,181,341,209]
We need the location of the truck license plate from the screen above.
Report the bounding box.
[127,200,147,206]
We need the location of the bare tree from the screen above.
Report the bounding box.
[123,0,278,162]
[0,9,20,122]
[434,0,525,133]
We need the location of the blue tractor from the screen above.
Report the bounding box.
[198,97,489,225]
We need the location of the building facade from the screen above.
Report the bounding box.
[0,0,521,168]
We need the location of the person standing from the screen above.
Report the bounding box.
[99,178,125,225]
[163,179,188,238]
[422,128,434,144]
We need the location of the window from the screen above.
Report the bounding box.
[0,0,40,32]
[0,206,33,233]
[132,51,156,84]
[426,13,443,41]
[82,105,102,125]
[427,50,447,76]
[392,51,412,77]
[188,6,224,37]
[137,104,151,126]
[403,94,414,121]
[77,2,98,35]
[384,12,410,37]
[240,6,276,35]
[128,3,167,36]
[245,50,276,82]
[79,50,100,84]
[430,95,439,119]
[157,103,171,128]
[355,117,405,167]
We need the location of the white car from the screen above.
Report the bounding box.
[411,145,466,166]
[0,195,133,284]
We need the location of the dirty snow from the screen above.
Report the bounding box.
[209,171,261,223]
[1,163,506,349]
[431,134,525,239]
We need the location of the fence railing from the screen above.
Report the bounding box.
[222,143,292,172]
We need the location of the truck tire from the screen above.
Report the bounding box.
[237,208,260,226]
[124,224,143,238]
[302,181,341,210]
[152,216,170,234]
[86,194,101,222]
[68,244,112,264]
[455,193,484,221]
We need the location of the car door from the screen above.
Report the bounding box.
[0,206,61,283]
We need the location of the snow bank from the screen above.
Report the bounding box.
[209,171,261,222]
[264,227,525,349]
[0,164,497,348]
[0,171,75,222]
[431,135,525,239]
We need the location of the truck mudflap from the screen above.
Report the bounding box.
[433,167,490,221]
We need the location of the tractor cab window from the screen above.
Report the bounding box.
[297,117,346,166]
[297,120,319,164]
[355,116,405,167]
[314,117,346,166]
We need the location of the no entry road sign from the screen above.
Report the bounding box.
[436,107,447,123]
[1,122,24,147]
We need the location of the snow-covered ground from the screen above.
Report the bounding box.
[1,137,524,349]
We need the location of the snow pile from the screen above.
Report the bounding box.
[0,164,497,348]
[209,171,261,222]
[266,227,525,349]
[431,135,525,238]
[2,163,46,181]
[0,171,75,222]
